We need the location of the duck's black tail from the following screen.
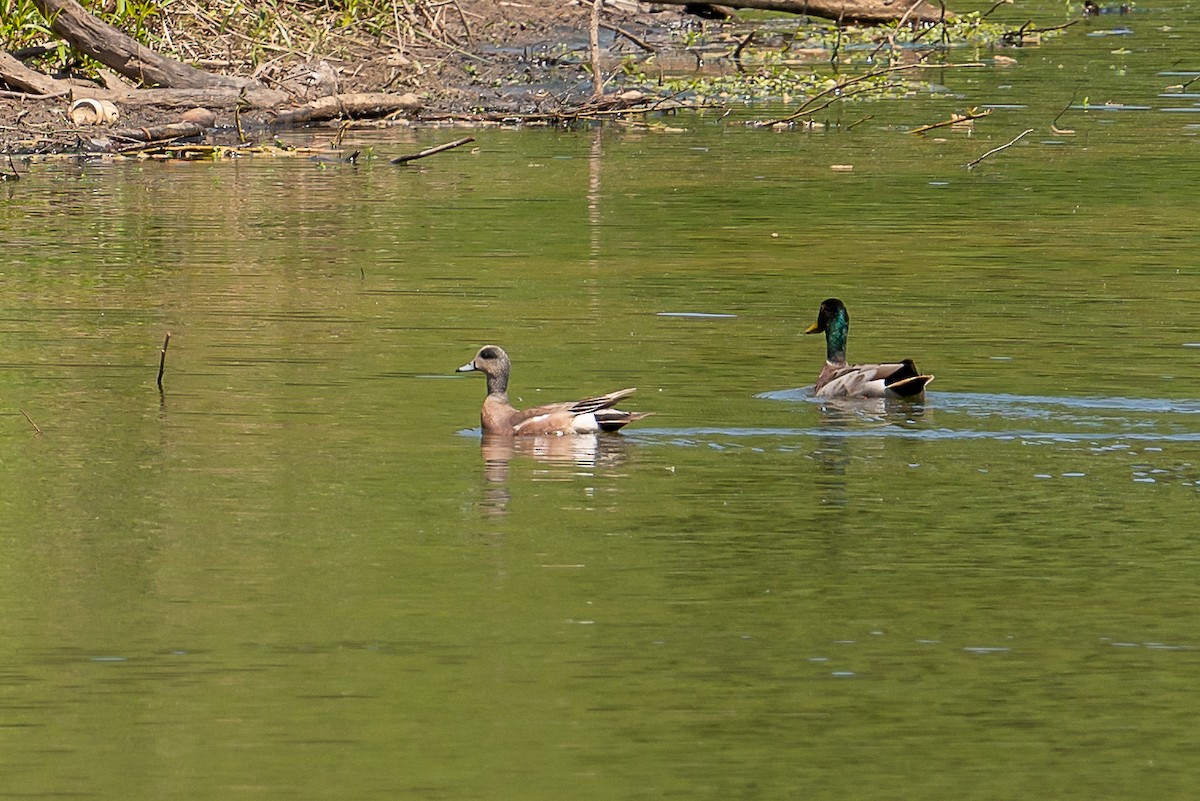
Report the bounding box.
[886,360,935,398]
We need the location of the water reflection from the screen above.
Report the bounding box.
[813,395,931,428]
[477,433,633,516]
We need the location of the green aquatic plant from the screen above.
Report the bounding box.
[624,11,1066,104]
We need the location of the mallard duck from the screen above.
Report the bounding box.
[456,345,650,435]
[804,298,934,399]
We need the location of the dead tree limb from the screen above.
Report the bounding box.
[600,22,656,53]
[113,121,207,144]
[271,92,422,124]
[649,0,950,24]
[0,51,70,96]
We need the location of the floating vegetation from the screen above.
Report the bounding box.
[624,12,1071,104]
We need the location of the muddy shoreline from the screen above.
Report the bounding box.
[1,1,703,157]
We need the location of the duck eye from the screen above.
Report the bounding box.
[479,347,499,360]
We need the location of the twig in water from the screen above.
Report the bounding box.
[1051,91,1078,134]
[600,22,655,53]
[910,0,949,44]
[20,409,42,435]
[331,121,351,148]
[980,0,1014,19]
[157,332,172,390]
[966,127,1034,170]
[1,154,21,181]
[791,81,906,120]
[845,114,874,130]
[1002,18,1079,44]
[732,30,755,74]
[869,0,923,61]
[908,107,991,134]
[390,136,476,164]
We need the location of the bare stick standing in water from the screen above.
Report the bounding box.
[157,332,171,390]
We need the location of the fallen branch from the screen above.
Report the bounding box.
[89,85,288,109]
[390,136,476,164]
[0,51,70,96]
[29,0,246,89]
[908,107,991,134]
[271,92,422,124]
[966,127,1034,169]
[114,121,208,144]
[600,22,656,53]
[647,0,950,23]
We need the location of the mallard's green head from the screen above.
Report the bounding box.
[804,298,849,362]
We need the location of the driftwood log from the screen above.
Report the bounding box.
[113,121,209,143]
[29,0,245,89]
[272,93,423,125]
[0,51,68,96]
[656,0,950,24]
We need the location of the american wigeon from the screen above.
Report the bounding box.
[456,345,649,435]
[804,298,934,399]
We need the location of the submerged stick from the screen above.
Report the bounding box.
[390,136,475,164]
[966,128,1034,170]
[157,332,171,390]
[20,409,42,435]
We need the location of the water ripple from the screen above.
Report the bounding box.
[629,427,1200,444]
[631,390,1200,447]
[758,389,1200,415]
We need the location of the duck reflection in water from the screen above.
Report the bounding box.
[478,432,633,517]
[814,394,930,428]
[810,395,931,511]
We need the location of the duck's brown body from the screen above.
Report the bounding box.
[458,346,649,436]
[813,358,932,399]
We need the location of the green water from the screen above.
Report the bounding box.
[3,5,1200,798]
